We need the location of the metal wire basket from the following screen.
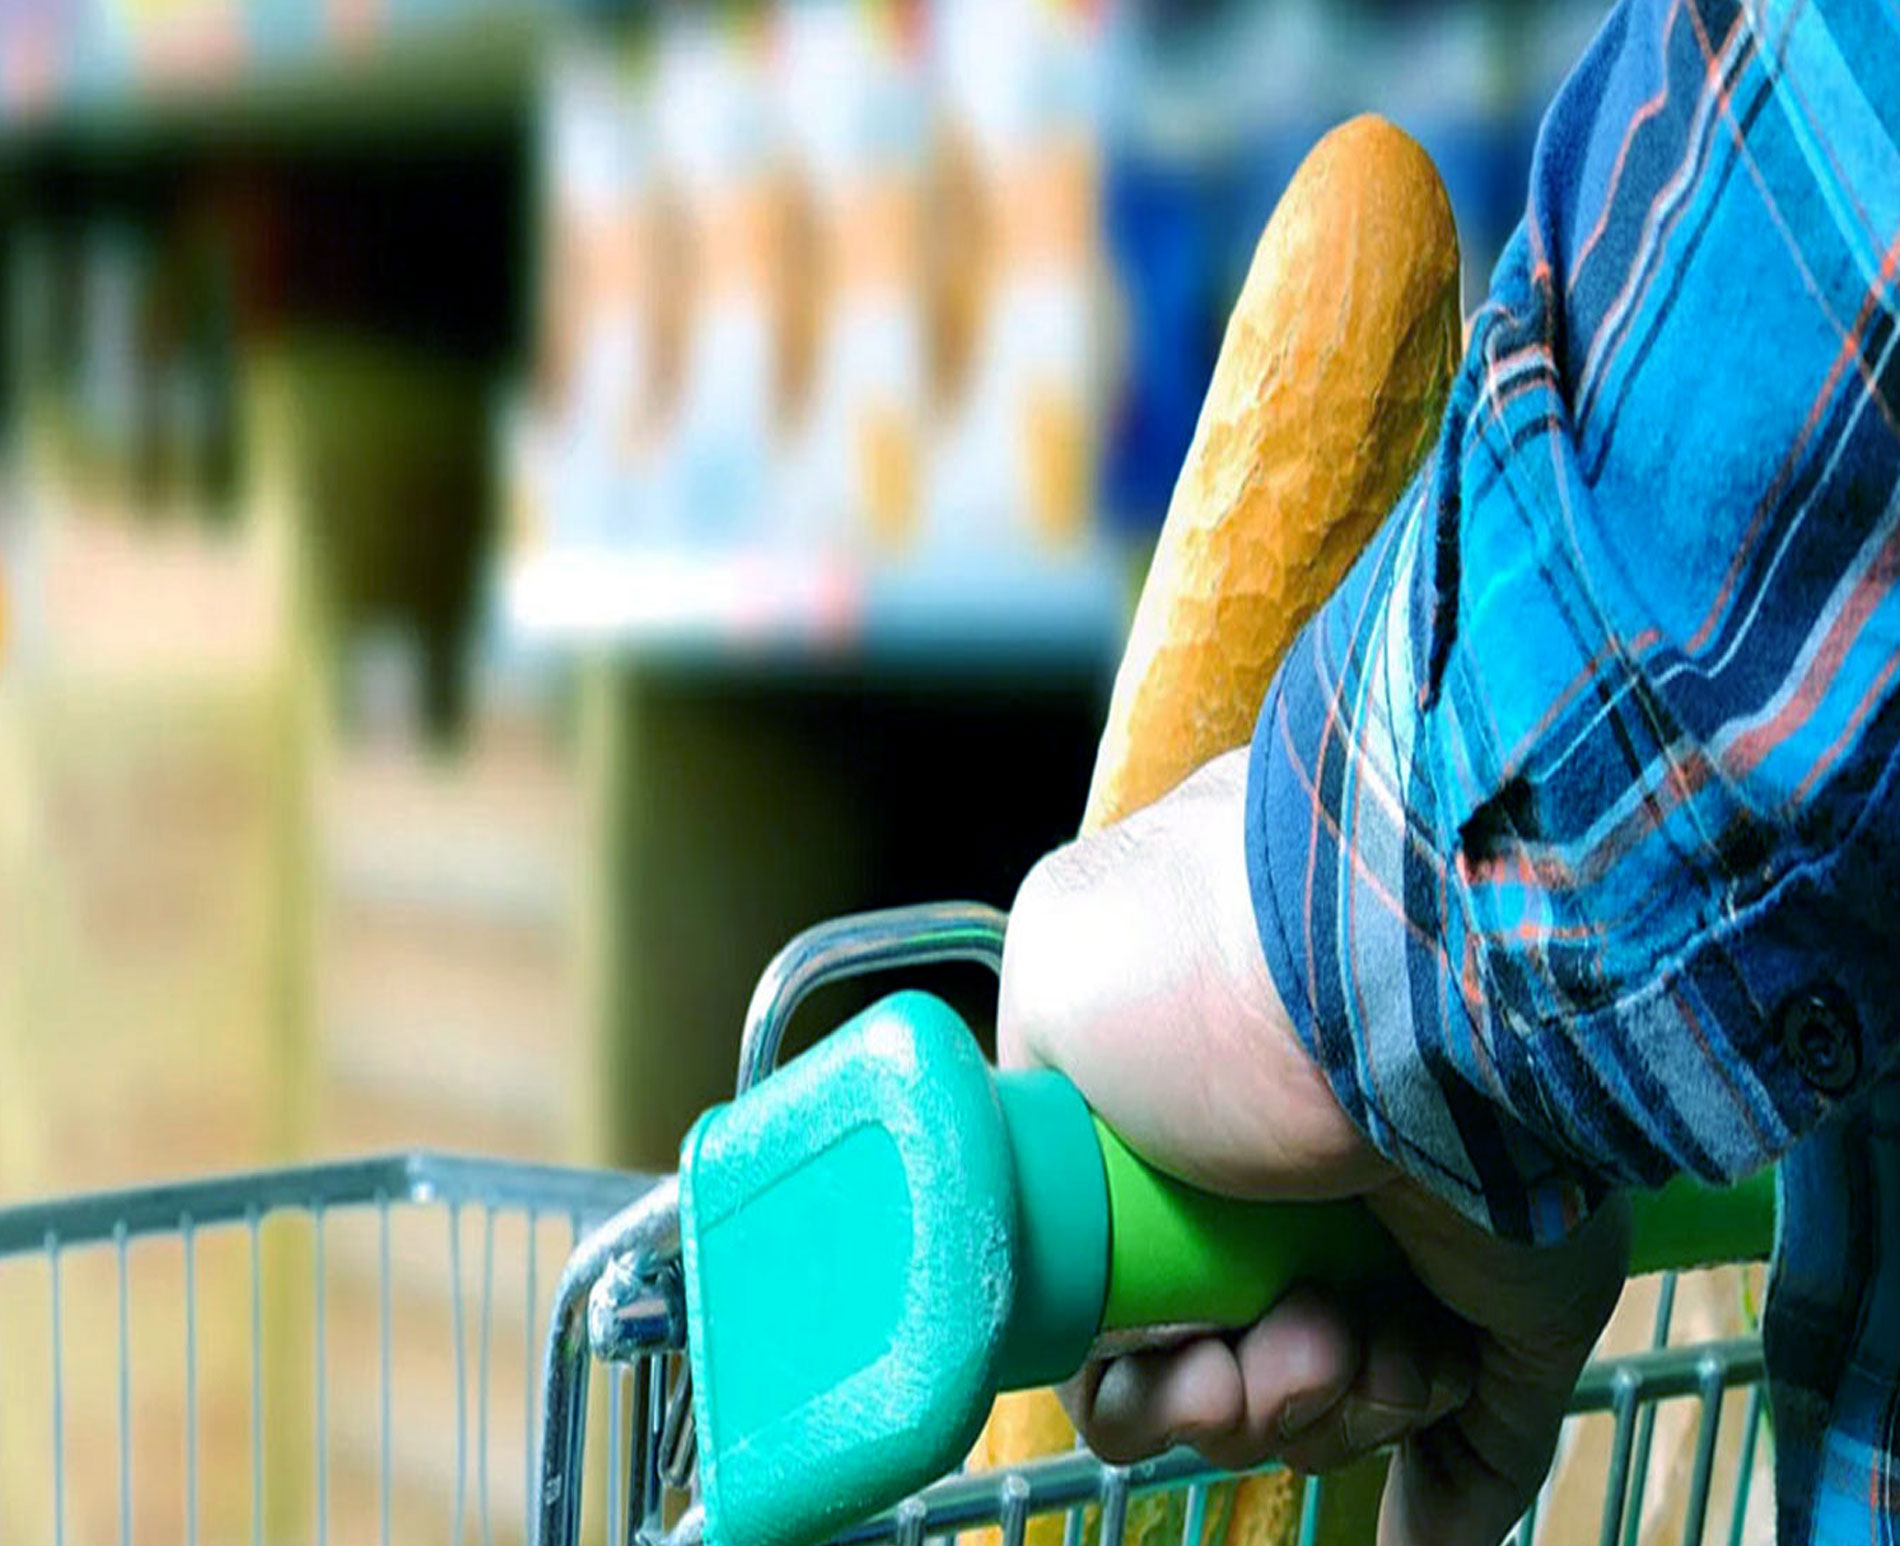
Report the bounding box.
[0,906,1773,1546]
[0,1153,653,1546]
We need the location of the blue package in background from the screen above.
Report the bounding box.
[1094,0,1599,542]
[1098,153,1222,539]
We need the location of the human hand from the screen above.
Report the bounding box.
[998,749,1629,1546]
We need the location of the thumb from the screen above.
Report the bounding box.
[1371,1194,1633,1546]
[1377,1390,1563,1546]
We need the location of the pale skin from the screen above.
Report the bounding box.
[997,749,1633,1546]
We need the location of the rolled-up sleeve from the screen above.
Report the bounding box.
[1246,0,1900,1245]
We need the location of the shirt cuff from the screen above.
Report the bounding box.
[1243,484,1609,1245]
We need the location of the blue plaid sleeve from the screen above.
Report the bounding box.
[1246,0,1900,1245]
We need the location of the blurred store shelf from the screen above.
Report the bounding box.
[0,0,581,145]
[323,822,569,929]
[499,542,1134,675]
[313,691,583,1164]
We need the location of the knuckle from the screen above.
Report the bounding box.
[998,855,1072,1065]
[1274,1428,1354,1478]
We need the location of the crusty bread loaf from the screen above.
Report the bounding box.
[1083,113,1461,831]
[971,115,1462,1546]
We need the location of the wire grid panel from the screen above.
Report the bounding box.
[1524,1266,1773,1546]
[0,1153,653,1546]
[615,1274,1771,1546]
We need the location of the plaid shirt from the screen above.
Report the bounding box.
[1244,0,1900,1536]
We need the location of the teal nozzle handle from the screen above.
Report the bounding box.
[678,992,1777,1546]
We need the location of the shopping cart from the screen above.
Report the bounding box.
[0,904,1773,1546]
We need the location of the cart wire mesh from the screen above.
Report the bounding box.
[0,1157,1772,1546]
[583,1294,1767,1546]
[0,1152,653,1546]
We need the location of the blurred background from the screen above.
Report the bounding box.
[0,1,1689,1543]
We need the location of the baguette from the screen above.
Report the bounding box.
[1084,113,1461,830]
[973,114,1462,1546]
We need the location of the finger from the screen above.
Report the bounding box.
[1274,1297,1474,1478]
[1378,1339,1571,1546]
[1344,1299,1475,1453]
[1074,1339,1244,1464]
[1054,1358,1110,1445]
[1377,1205,1630,1545]
[1189,1290,1360,1473]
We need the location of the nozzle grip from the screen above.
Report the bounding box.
[1084,1118,1777,1336]
[1093,1121,1397,1333]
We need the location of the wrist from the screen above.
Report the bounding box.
[1000,753,1386,1201]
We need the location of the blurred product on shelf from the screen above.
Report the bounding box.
[7,213,242,532]
[776,0,927,552]
[269,336,497,738]
[926,0,1102,554]
[511,0,1104,587]
[531,42,656,558]
[651,9,780,551]
[504,0,1614,653]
